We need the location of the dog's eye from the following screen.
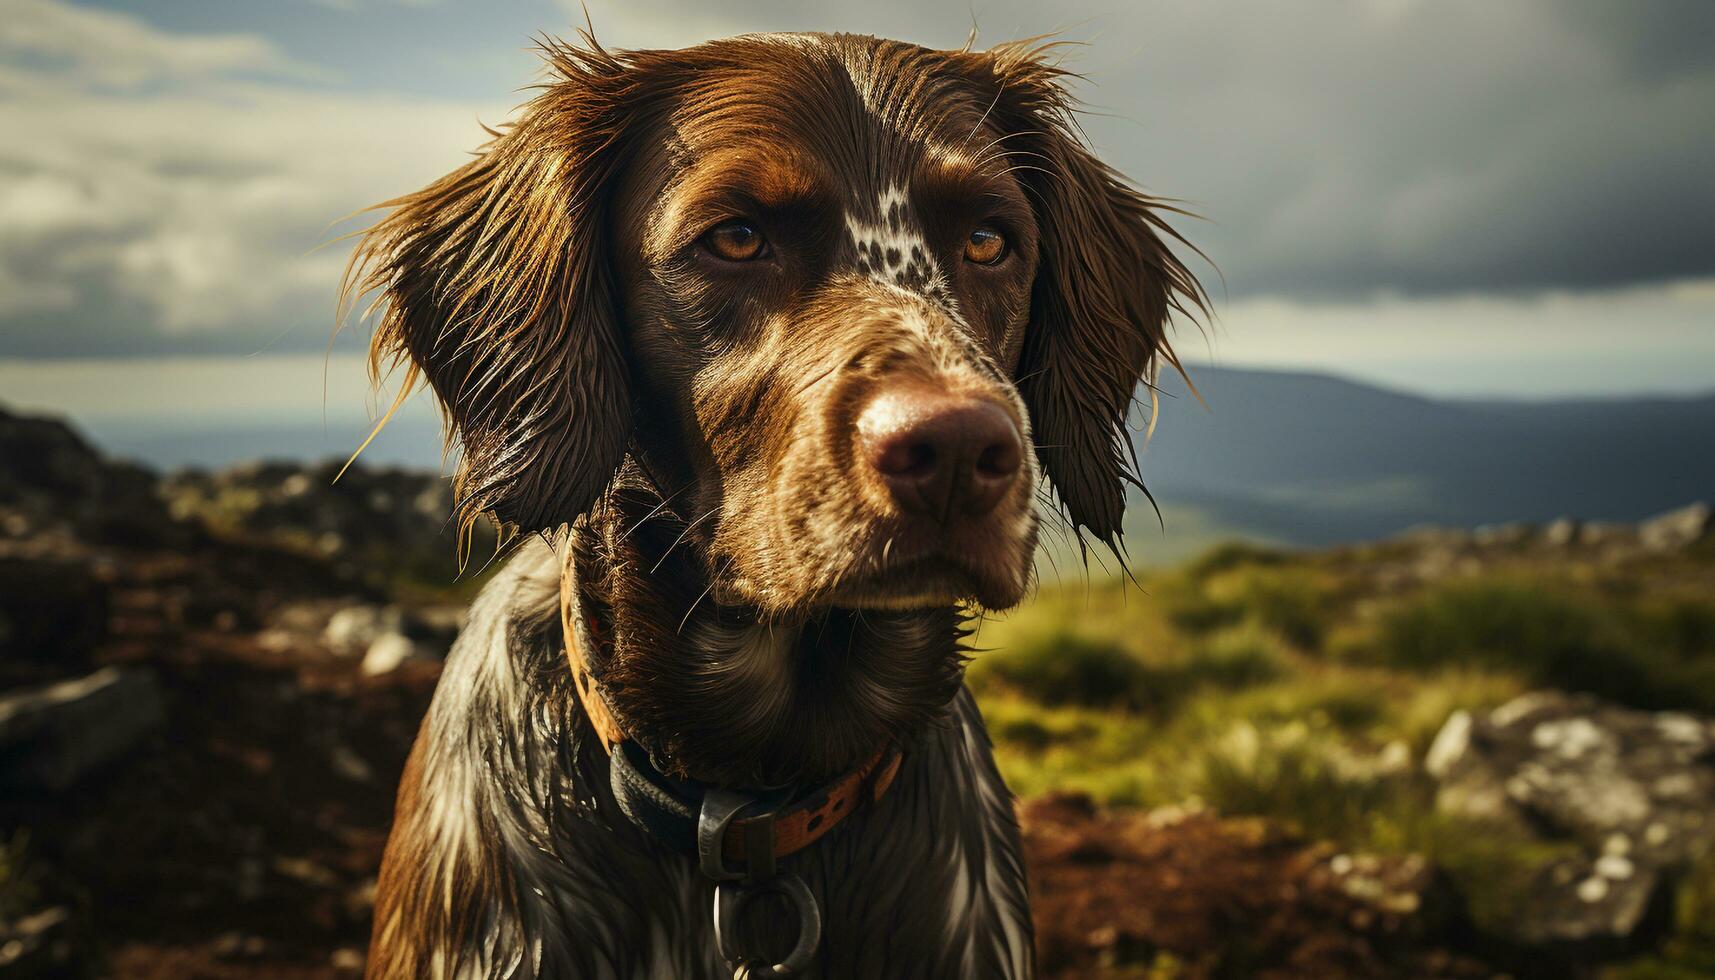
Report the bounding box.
[703,221,768,262]
[964,226,1007,265]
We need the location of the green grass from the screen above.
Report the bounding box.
[972,537,1715,974]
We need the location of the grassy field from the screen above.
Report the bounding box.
[971,533,1715,976]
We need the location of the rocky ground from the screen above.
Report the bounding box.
[3,404,1713,978]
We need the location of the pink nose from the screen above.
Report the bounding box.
[857,387,1024,520]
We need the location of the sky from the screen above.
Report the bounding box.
[2,0,1713,433]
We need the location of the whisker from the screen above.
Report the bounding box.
[622,480,695,541]
[651,506,720,574]
[677,555,735,634]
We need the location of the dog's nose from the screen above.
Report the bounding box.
[857,387,1024,520]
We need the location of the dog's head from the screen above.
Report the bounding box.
[349,32,1201,617]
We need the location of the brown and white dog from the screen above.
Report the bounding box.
[346,30,1202,980]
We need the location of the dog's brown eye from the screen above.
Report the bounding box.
[703,221,767,262]
[965,227,1006,265]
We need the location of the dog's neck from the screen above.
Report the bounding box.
[561,463,969,788]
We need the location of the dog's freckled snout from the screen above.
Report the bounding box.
[857,387,1023,520]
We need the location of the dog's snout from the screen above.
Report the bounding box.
[857,387,1023,520]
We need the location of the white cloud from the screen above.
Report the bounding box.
[0,0,508,354]
[3,0,1712,383]
[0,0,318,89]
[1200,277,1715,397]
[548,0,1715,298]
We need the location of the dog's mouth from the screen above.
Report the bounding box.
[822,520,1037,611]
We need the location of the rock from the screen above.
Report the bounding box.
[1429,691,1715,954]
[326,603,459,664]
[1577,521,1629,547]
[410,604,467,640]
[328,743,374,783]
[211,931,270,959]
[1472,522,1532,547]
[161,459,491,584]
[361,633,436,676]
[0,667,166,791]
[324,605,404,655]
[0,556,108,669]
[0,407,187,549]
[1511,853,1672,956]
[0,906,84,977]
[1543,517,1579,547]
[1424,709,1472,781]
[1432,692,1715,866]
[1638,502,1712,553]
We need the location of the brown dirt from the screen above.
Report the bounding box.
[1022,794,1490,979]
[3,539,1496,979]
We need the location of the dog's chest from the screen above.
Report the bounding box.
[527,692,1032,979]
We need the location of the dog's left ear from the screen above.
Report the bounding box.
[959,43,1206,549]
[344,39,643,534]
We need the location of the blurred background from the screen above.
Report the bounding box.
[1,1,1712,977]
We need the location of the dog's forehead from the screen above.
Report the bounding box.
[667,34,984,295]
[677,37,981,190]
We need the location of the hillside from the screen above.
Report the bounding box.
[1130,366,1715,545]
[4,404,1715,978]
[74,367,1715,559]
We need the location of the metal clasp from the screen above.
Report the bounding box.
[697,788,821,976]
[714,874,822,977]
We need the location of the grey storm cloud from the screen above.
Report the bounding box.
[2,0,1713,358]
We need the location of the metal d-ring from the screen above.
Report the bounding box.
[714,873,822,977]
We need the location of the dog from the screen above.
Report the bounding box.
[346,30,1202,980]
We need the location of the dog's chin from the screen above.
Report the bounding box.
[827,554,1029,612]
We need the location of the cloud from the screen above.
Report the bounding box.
[0,0,318,89]
[1203,276,1715,397]
[0,0,506,357]
[566,0,1715,299]
[3,0,1713,361]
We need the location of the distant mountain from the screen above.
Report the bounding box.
[1135,366,1715,545]
[66,366,1715,550]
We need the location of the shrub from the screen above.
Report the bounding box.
[1189,622,1287,689]
[1162,562,1333,650]
[1184,541,1289,579]
[982,624,1289,715]
[1628,597,1715,661]
[988,715,1058,752]
[981,631,1164,711]
[1370,577,1715,714]
[1190,720,1401,842]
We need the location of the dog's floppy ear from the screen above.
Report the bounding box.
[970,42,1206,549]
[344,39,642,534]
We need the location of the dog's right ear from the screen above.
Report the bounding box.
[344,38,642,534]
